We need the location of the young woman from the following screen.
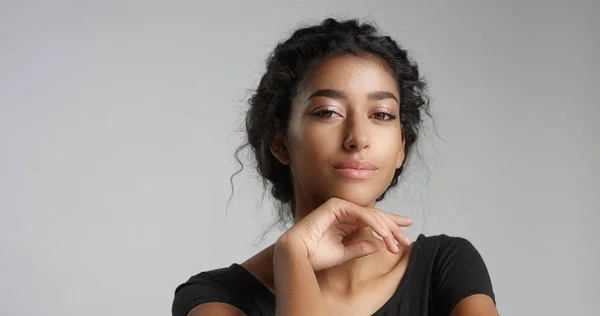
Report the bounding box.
[172,18,498,316]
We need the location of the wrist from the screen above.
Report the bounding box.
[274,233,308,263]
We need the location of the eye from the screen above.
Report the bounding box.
[372,111,398,121]
[311,109,340,118]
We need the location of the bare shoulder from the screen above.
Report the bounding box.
[187,302,247,316]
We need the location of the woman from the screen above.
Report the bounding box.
[172,18,497,316]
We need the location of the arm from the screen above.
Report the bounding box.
[172,269,254,316]
[450,294,499,316]
[273,234,330,316]
[186,235,335,316]
[433,237,499,316]
[187,302,247,316]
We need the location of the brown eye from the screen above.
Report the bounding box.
[372,111,397,121]
[312,109,337,118]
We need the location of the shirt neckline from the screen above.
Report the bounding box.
[231,234,424,315]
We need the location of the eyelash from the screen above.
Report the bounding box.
[311,109,398,121]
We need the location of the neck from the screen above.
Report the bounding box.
[292,193,404,294]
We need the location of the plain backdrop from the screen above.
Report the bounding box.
[1,1,599,315]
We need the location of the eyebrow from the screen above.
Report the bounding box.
[305,89,399,103]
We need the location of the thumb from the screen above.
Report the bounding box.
[343,240,380,262]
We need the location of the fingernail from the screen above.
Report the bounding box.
[372,230,384,240]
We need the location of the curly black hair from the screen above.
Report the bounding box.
[230,18,431,233]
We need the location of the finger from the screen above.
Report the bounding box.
[391,225,412,247]
[377,211,412,248]
[376,212,406,252]
[332,199,396,250]
[371,210,396,249]
[336,202,393,241]
[382,211,414,227]
[331,200,410,252]
[343,240,380,261]
[370,212,399,253]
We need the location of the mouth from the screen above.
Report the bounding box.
[332,160,378,180]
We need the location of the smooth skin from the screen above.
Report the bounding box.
[189,54,498,316]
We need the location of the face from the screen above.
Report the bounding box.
[271,54,405,207]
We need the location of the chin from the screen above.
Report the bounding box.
[325,187,384,207]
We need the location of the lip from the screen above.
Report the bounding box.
[333,160,378,170]
[333,160,378,179]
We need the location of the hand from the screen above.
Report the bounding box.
[279,197,413,272]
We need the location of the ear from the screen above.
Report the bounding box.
[270,130,291,165]
[396,126,406,169]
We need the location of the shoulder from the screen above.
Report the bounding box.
[413,233,486,264]
[415,233,471,247]
[174,265,241,297]
[172,264,272,316]
[419,234,489,268]
[410,233,475,261]
[414,233,492,280]
[171,265,237,316]
[414,234,496,315]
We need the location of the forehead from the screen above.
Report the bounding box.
[301,54,399,99]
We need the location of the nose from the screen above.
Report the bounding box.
[343,116,370,151]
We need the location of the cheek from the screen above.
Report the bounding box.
[289,123,336,158]
[379,132,404,164]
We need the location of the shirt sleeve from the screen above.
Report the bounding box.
[432,236,496,315]
[171,273,253,316]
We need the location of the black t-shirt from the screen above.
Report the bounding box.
[172,234,496,316]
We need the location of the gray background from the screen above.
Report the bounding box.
[1,1,598,315]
